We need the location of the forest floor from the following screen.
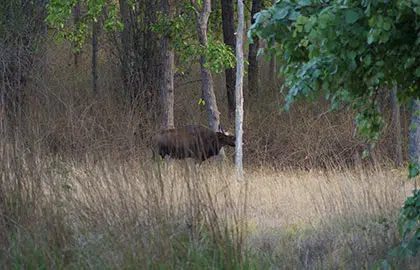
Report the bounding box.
[1,154,419,269]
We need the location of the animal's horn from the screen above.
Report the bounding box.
[218,124,225,133]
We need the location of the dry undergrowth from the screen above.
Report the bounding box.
[1,145,418,269]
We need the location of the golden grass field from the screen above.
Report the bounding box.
[1,145,418,268]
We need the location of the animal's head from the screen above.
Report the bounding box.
[217,131,236,147]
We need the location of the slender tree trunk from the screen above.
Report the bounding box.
[391,87,403,167]
[248,0,261,95]
[72,1,81,67]
[221,0,236,119]
[268,0,276,85]
[269,56,276,83]
[235,0,244,179]
[161,0,175,129]
[119,0,133,102]
[191,0,220,131]
[409,99,420,166]
[92,17,99,94]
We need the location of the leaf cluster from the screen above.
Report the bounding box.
[390,189,420,260]
[250,0,420,149]
[46,0,123,51]
[151,2,236,74]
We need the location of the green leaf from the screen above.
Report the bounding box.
[363,54,372,66]
[376,60,384,67]
[297,0,311,7]
[345,9,362,24]
[347,51,357,60]
[379,31,390,43]
[408,162,420,178]
[383,20,392,31]
[273,8,288,20]
[288,11,300,21]
[198,98,206,106]
[313,69,321,78]
[367,33,374,44]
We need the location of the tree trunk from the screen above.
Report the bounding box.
[391,87,403,167]
[267,0,276,85]
[409,99,420,165]
[161,0,175,129]
[72,1,81,67]
[235,0,244,179]
[192,0,220,131]
[221,0,236,119]
[118,0,133,102]
[92,17,99,94]
[269,56,276,83]
[248,0,261,95]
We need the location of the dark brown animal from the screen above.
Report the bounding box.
[154,125,235,161]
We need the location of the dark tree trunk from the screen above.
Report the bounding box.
[248,0,261,95]
[221,0,236,119]
[116,0,161,112]
[72,1,81,67]
[409,99,420,165]
[391,87,403,167]
[0,0,47,126]
[118,0,133,102]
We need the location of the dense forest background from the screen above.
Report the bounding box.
[1,0,410,169]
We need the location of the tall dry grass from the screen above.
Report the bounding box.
[245,167,417,268]
[1,141,418,268]
[0,144,249,268]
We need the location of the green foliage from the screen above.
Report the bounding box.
[250,0,420,150]
[151,2,236,75]
[46,0,123,51]
[408,162,420,179]
[393,189,420,259]
[376,189,420,267]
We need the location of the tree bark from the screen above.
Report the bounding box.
[409,99,420,165]
[269,55,276,84]
[235,0,244,179]
[221,0,236,119]
[92,16,99,94]
[72,1,81,67]
[161,0,175,129]
[191,0,220,131]
[391,87,403,167]
[118,0,133,102]
[267,0,276,85]
[248,0,261,95]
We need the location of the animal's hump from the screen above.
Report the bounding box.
[182,125,214,138]
[183,125,211,132]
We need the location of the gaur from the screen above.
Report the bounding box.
[154,125,235,161]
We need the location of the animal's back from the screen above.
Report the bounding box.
[155,128,193,159]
